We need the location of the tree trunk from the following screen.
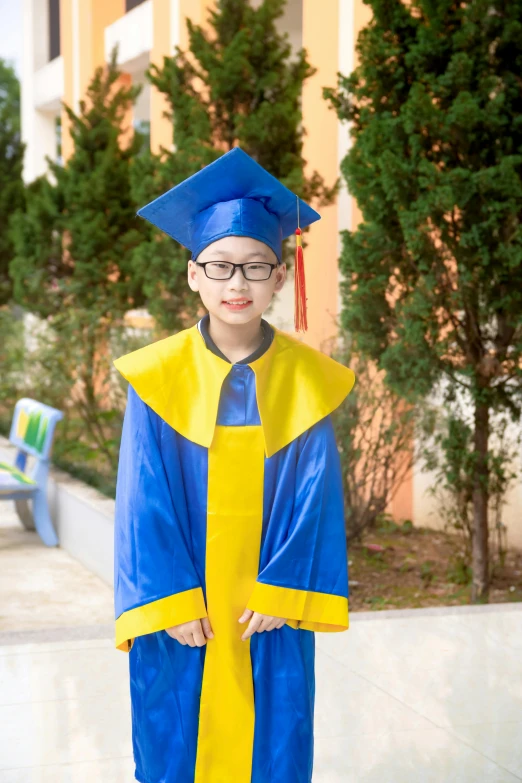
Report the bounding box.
[471,398,490,602]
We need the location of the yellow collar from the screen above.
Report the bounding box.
[113,323,355,457]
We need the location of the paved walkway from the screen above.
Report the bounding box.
[1,502,521,782]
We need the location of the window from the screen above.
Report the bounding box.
[49,0,60,61]
[126,0,147,11]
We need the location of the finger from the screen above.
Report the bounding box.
[201,618,214,638]
[241,615,261,641]
[238,608,253,623]
[276,619,286,628]
[257,614,276,633]
[193,625,207,647]
[261,616,280,632]
[184,633,196,648]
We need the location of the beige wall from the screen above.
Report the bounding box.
[301,0,340,352]
[150,0,171,153]
[149,0,217,153]
[60,0,127,162]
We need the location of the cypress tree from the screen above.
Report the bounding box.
[0,59,24,304]
[9,50,148,469]
[324,0,522,601]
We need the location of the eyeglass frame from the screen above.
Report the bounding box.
[193,260,279,281]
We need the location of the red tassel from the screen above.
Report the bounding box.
[294,228,308,332]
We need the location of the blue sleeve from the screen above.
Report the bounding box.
[247,414,350,632]
[113,384,208,651]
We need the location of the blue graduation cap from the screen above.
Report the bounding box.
[136,147,321,332]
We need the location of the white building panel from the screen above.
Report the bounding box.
[33,55,64,112]
[104,0,153,73]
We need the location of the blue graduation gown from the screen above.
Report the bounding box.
[113,319,355,783]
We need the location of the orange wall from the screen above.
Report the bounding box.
[91,0,126,71]
[150,0,216,154]
[60,0,127,162]
[350,0,371,240]
[301,0,340,352]
[150,0,172,153]
[180,0,215,47]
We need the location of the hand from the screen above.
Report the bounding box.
[166,617,214,647]
[238,608,287,641]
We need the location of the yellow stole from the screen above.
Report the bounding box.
[113,321,355,457]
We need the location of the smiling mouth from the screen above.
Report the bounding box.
[222,300,252,304]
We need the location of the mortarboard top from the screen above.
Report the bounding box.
[137,147,320,331]
[136,147,320,263]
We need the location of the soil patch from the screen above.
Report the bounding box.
[348,520,522,611]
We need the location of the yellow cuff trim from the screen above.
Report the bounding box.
[246,582,349,632]
[115,586,208,652]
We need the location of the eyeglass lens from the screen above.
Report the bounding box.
[205,262,273,280]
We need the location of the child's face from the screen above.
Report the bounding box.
[187,235,286,325]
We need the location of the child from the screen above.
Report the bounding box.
[113,147,355,783]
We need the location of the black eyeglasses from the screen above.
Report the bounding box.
[194,260,277,281]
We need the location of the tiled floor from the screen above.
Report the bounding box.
[1,503,521,782]
[0,503,113,635]
[314,606,522,782]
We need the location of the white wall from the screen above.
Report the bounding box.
[21,0,62,182]
[105,0,153,68]
[412,380,522,549]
